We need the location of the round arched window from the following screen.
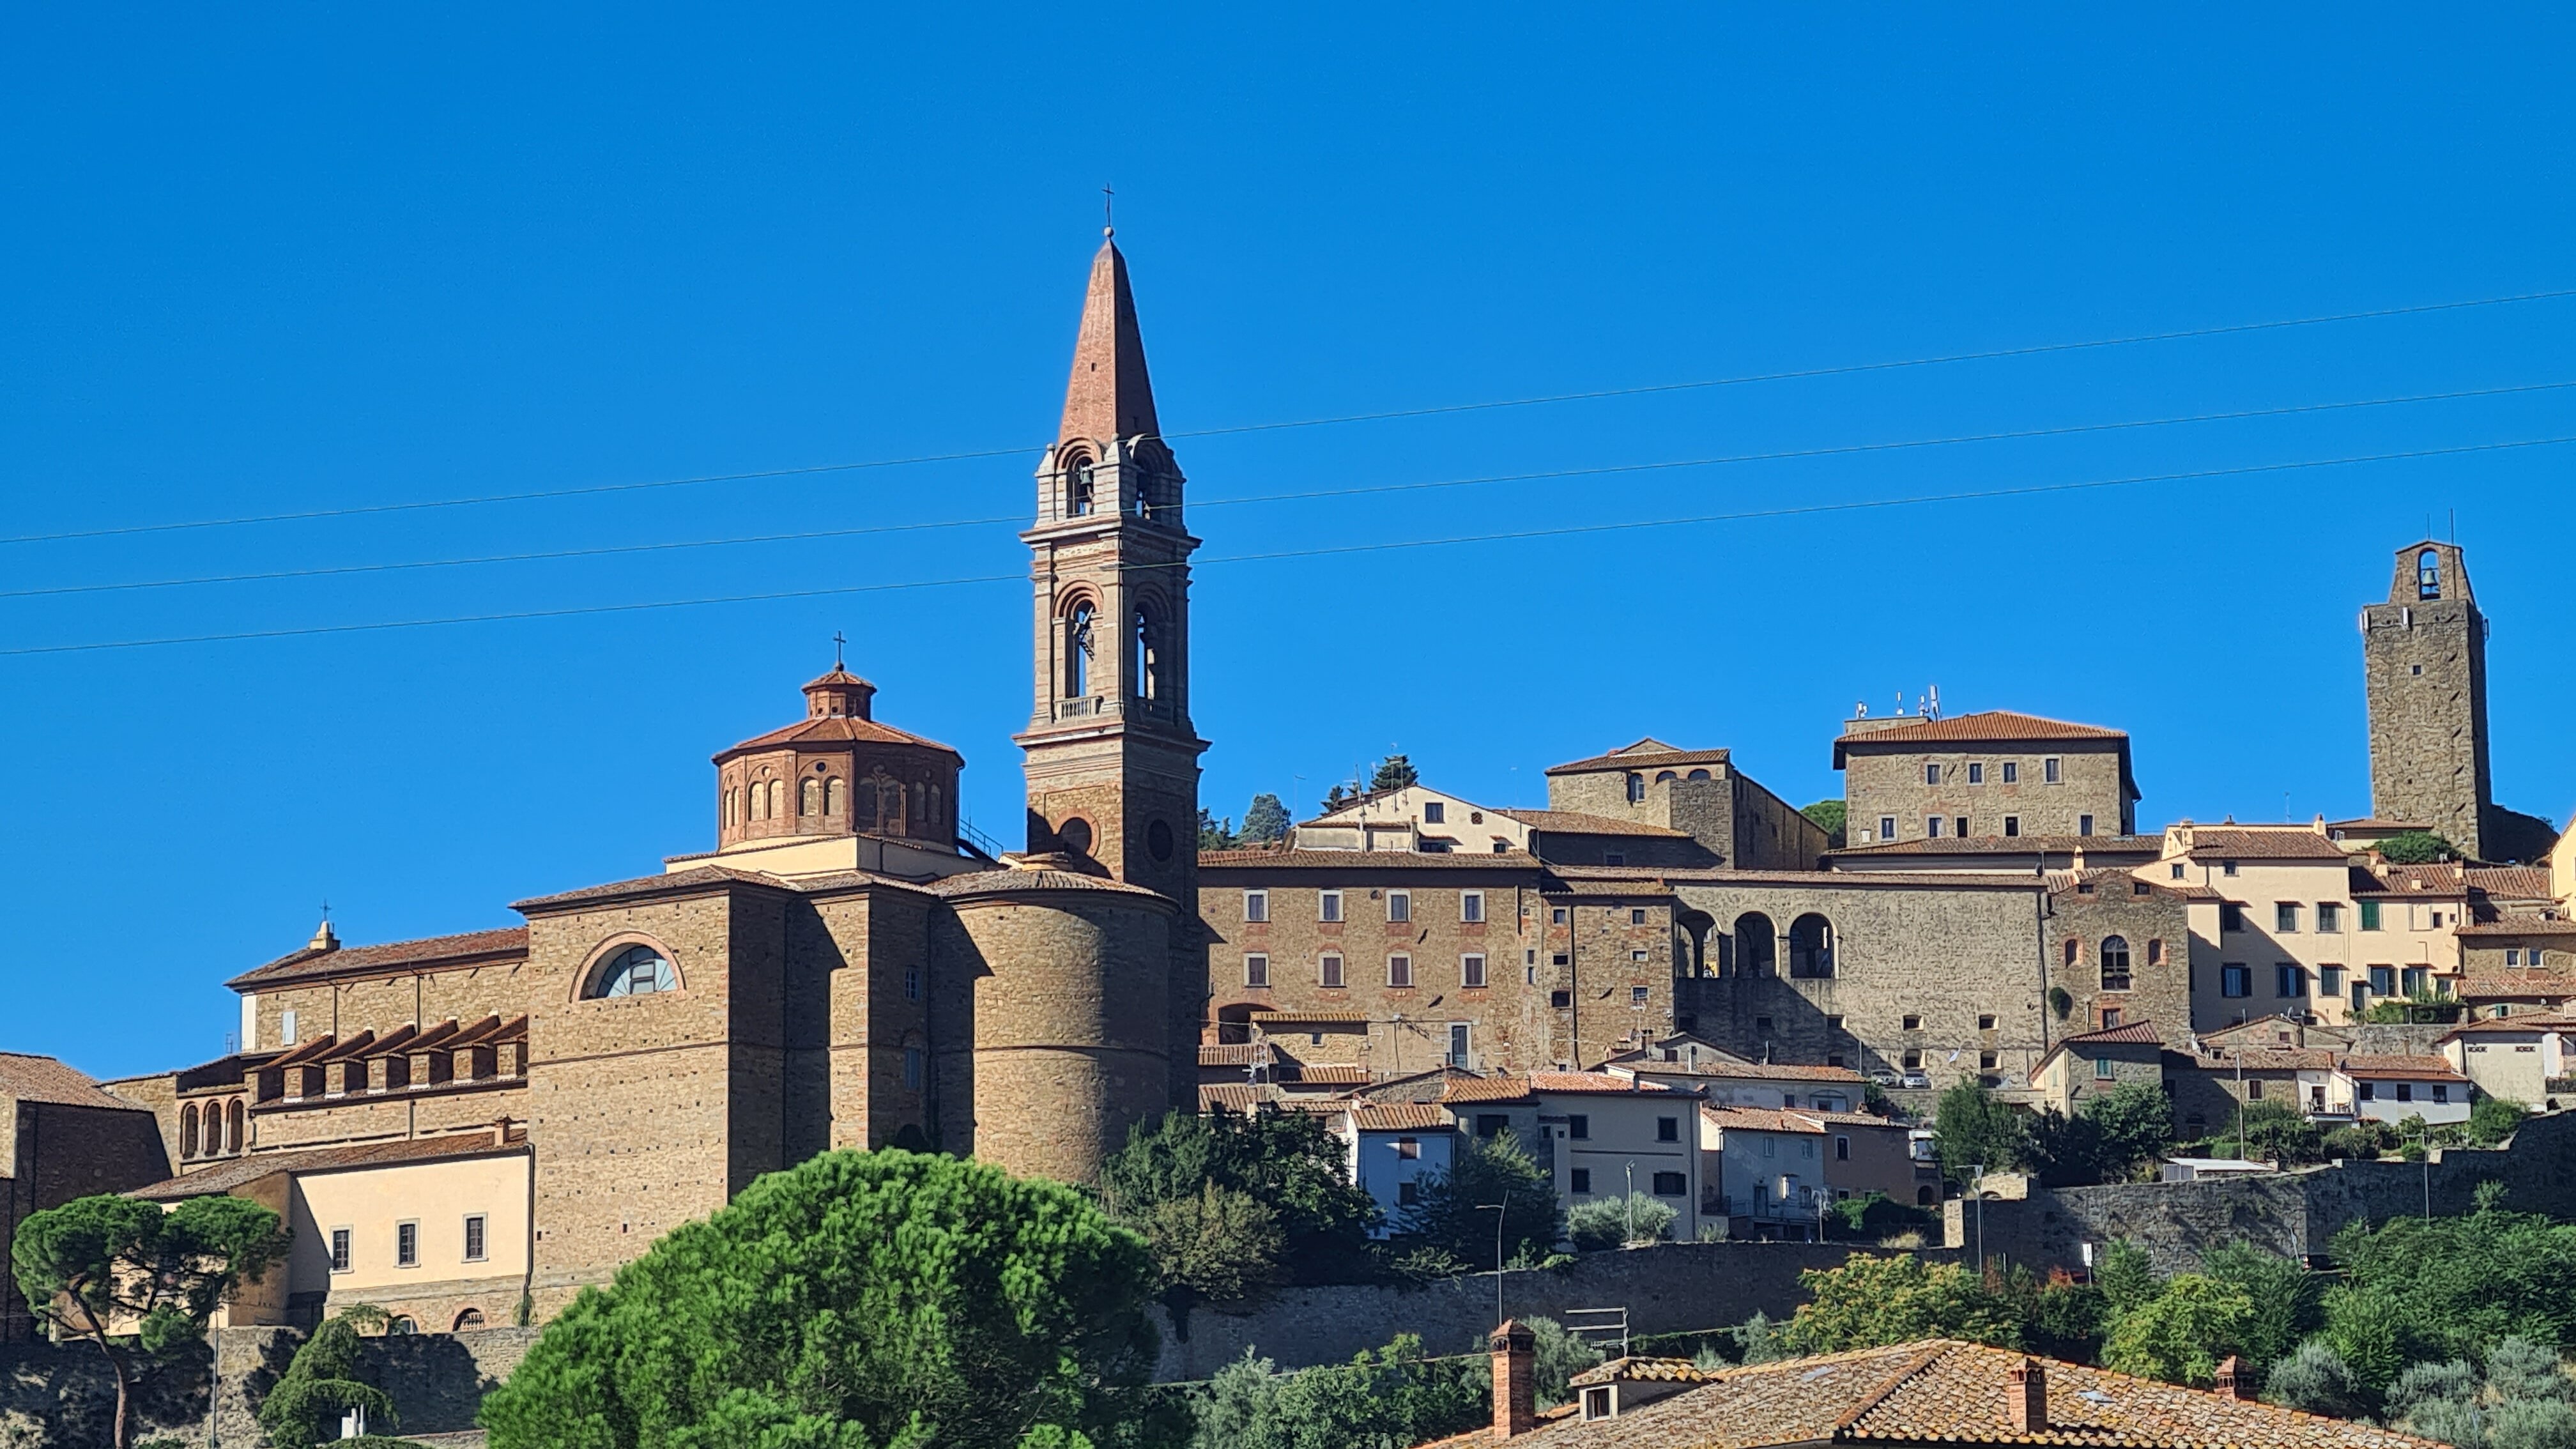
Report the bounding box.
[1147,818,1175,861]
[588,944,677,999]
[388,1316,417,1335]
[454,1308,486,1331]
[1057,817,1095,854]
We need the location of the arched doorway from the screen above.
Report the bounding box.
[1732,913,1777,977]
[1788,914,1835,977]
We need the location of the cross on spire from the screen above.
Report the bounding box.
[832,631,847,670]
[1102,183,1114,236]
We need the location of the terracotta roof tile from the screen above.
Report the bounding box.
[926,867,1172,902]
[2468,867,2557,901]
[0,1054,155,1114]
[2179,829,2351,861]
[1252,1009,1371,1024]
[1833,834,2163,859]
[1545,742,1735,777]
[2458,918,2576,939]
[717,712,961,760]
[1497,809,1692,839]
[1704,1106,1827,1134]
[1198,847,1545,870]
[2336,1054,2469,1082]
[226,926,529,990]
[133,1126,527,1201]
[1349,1102,1452,1131]
[2353,862,2469,896]
[1199,1084,1284,1113]
[2459,965,2576,1000]
[2055,1020,2165,1046]
[1626,1060,1867,1084]
[2187,1047,2338,1072]
[1570,1357,1722,1388]
[1199,1043,1274,1068]
[1284,1064,1374,1086]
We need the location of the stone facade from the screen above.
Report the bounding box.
[1837,712,2137,846]
[2363,541,2493,859]
[1542,741,1828,870]
[1,1089,173,1341]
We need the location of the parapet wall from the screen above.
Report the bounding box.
[1953,1108,2576,1276]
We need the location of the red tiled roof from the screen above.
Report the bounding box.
[1284,1064,1373,1086]
[1199,1084,1284,1113]
[226,926,530,990]
[133,1126,527,1201]
[1570,1357,1722,1388]
[2337,1054,2469,1083]
[2437,1015,2576,1043]
[2177,829,2351,861]
[2458,918,2576,939]
[716,712,960,760]
[928,867,1173,902]
[2468,867,2557,901]
[2459,966,2576,1001]
[1544,740,1734,777]
[1704,1106,1827,1135]
[2186,1047,2338,1072]
[1252,1009,1371,1024]
[1417,1338,2442,1448]
[2055,1019,2164,1046]
[1834,834,2163,859]
[2354,862,2469,896]
[0,1054,156,1114]
[1350,1102,1452,1131]
[1199,1043,1273,1068]
[1625,1060,1865,1084]
[1497,809,1691,839]
[1199,848,1545,870]
[1831,711,2128,770]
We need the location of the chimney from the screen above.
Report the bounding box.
[1491,1321,1537,1439]
[2214,1355,2252,1400]
[2007,1358,2047,1434]
[492,1117,514,1147]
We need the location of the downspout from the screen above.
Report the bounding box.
[520,1135,537,1328]
[2035,854,2053,1055]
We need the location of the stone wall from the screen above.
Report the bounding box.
[1951,1106,2576,1276]
[1149,1241,1956,1381]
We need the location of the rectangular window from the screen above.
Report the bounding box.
[330,1228,351,1273]
[2320,965,2347,997]
[1604,852,1625,866]
[2171,862,2186,879]
[2221,964,2251,998]
[1954,817,1969,838]
[1475,1114,1508,1138]
[1387,891,1411,923]
[1461,953,1487,988]
[1925,763,1942,785]
[1878,816,1897,841]
[2248,1078,2266,1101]
[903,966,921,1001]
[1321,954,1346,989]
[280,1009,298,1046]
[2369,964,2395,996]
[2101,1007,2123,1027]
[464,1214,487,1263]
[1968,763,1985,784]
[2277,964,2306,998]
[2359,1081,2377,1101]
[1835,1135,1850,1160]
[2402,965,2430,997]
[2433,1084,2451,1103]
[1631,984,1650,1003]
[1551,907,1568,925]
[1388,954,1413,988]
[1902,1050,1922,1069]
[2221,903,2244,933]
[2003,816,2020,837]
[1568,1114,1590,1140]
[1397,1179,1420,1206]
[2078,814,2095,837]
[2395,1082,2415,1103]
[1630,949,1649,963]
[1979,1013,1997,1030]
[1319,891,1343,923]
[2002,762,2020,783]
[1422,801,1445,824]
[1926,816,1944,839]
[1448,1023,1469,1068]
[1396,1136,1421,1160]
[2276,903,2300,933]
[2318,902,2342,932]
[2360,900,2382,931]
[1244,889,1269,923]
[903,1047,924,1089]
[1630,907,1648,925]
[1245,954,1269,988]
[1651,1170,1686,1197]
[2508,949,2524,966]
[1902,1013,1922,1029]
[1461,891,1485,923]
[1570,1167,1591,1194]
[1657,1116,1679,1142]
[2095,1056,2117,1081]
[396,1221,419,1268]
[2044,758,2062,784]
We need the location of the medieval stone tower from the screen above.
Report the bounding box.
[2362,540,2493,858]
[1012,227,1210,1110]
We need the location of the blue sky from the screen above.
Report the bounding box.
[6,7,2573,1077]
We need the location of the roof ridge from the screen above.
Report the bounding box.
[1831,1340,1959,1432]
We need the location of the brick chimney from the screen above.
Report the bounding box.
[2007,1358,2047,1434]
[2214,1355,2252,1400]
[1492,1320,1537,1439]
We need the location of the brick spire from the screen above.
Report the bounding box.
[1058,231,1159,446]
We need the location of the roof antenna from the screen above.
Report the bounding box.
[1102,183,1115,238]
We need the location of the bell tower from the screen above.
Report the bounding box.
[2363,540,2493,858]
[1015,231,1208,1077]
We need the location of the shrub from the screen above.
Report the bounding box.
[2471,1096,2531,1148]
[2100,1273,2257,1386]
[1780,1253,2024,1355]
[1567,1193,1675,1251]
[2264,1340,2363,1419]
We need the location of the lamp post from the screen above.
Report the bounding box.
[1479,1194,1508,1326]
[1970,1162,1986,1271]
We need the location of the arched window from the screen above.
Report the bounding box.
[2101,936,2133,992]
[1731,913,1777,977]
[389,1317,417,1335]
[2063,938,2081,968]
[1686,768,1712,781]
[825,776,845,817]
[1626,773,1646,803]
[181,1103,199,1158]
[927,783,941,828]
[453,1308,486,1331]
[1788,914,1834,978]
[227,1098,245,1153]
[2418,548,2442,600]
[746,781,762,821]
[801,777,822,816]
[767,780,785,820]
[1068,457,1095,517]
[1066,602,1096,698]
[1130,606,1161,702]
[587,944,678,999]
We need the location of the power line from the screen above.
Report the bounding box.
[6,434,2567,659]
[6,285,2571,548]
[10,378,2569,601]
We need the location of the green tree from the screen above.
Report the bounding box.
[2264,1340,2364,1420]
[479,1149,1159,1449]
[11,1192,288,1449]
[1395,1131,1564,1269]
[1800,800,1847,850]
[1526,1318,1606,1407]
[1197,809,1239,851]
[1189,1335,1486,1449]
[2198,1243,2320,1381]
[1103,1107,1383,1287]
[1368,756,1421,793]
[2471,1096,2530,1147]
[259,1304,399,1449]
[2230,1100,2326,1165]
[2092,1240,2160,1315]
[2325,1200,2576,1375]
[1138,1182,1284,1320]
[1932,1082,2029,1183]
[1566,1193,1675,1251]
[2100,1273,2257,1386]
[1779,1253,2025,1355]
[1239,795,1291,845]
[2380,831,2457,865]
